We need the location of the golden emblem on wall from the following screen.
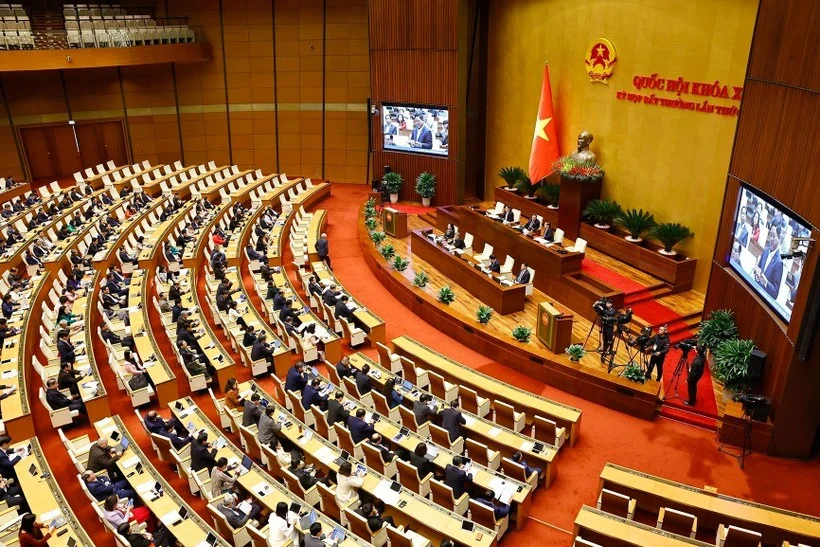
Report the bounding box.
[585,38,617,83]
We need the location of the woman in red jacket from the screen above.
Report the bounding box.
[18,513,55,546]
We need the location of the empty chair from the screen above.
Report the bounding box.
[463,232,474,252]
[596,488,636,520]
[716,524,763,547]
[553,228,564,245]
[499,255,515,275]
[386,525,432,547]
[396,458,431,497]
[657,507,697,538]
[567,237,587,253]
[459,385,490,418]
[572,538,604,547]
[494,400,525,432]
[476,243,494,263]
[465,438,500,470]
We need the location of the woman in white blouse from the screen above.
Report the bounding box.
[268,501,299,545]
[335,461,363,506]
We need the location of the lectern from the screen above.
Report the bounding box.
[536,301,573,353]
[382,207,408,238]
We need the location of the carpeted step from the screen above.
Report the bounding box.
[624,283,670,304]
[660,404,718,430]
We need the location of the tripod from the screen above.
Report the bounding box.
[718,406,753,468]
[606,324,629,374]
[663,350,691,402]
[583,314,603,353]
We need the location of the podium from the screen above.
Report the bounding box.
[535,301,573,353]
[383,207,408,238]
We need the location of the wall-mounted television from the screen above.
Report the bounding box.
[381,103,449,157]
[729,185,811,322]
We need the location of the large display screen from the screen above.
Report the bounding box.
[381,103,449,157]
[729,185,811,322]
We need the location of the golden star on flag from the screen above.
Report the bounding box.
[534,116,552,141]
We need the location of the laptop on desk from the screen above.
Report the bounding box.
[333,450,350,467]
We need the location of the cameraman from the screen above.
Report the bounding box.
[599,300,617,362]
[686,345,706,406]
[644,325,670,381]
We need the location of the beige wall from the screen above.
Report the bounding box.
[0,0,370,183]
[484,0,758,293]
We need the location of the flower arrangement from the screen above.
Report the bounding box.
[565,344,586,362]
[476,305,493,324]
[438,286,456,305]
[552,155,605,183]
[392,255,409,271]
[512,325,532,343]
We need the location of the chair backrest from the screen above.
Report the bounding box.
[396,459,423,493]
[371,390,391,417]
[385,526,419,547]
[311,406,331,438]
[554,228,564,244]
[463,233,473,248]
[597,488,632,519]
[469,499,497,528]
[722,525,762,547]
[657,507,697,538]
[500,457,529,483]
[573,538,604,547]
[459,386,481,414]
[494,400,519,430]
[317,481,342,521]
[429,422,451,448]
[574,238,587,253]
[465,438,490,467]
[334,422,356,454]
[534,414,557,444]
[362,442,387,472]
[346,509,375,542]
[430,478,455,509]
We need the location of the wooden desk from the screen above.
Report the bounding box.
[93,199,165,268]
[105,163,167,192]
[142,164,227,198]
[310,262,386,346]
[410,229,526,315]
[169,397,370,547]
[347,353,556,488]
[93,416,230,547]
[79,270,110,423]
[574,505,713,547]
[0,272,48,440]
[335,356,536,528]
[138,201,195,265]
[127,271,178,407]
[392,335,582,447]
[599,463,820,546]
[16,439,94,547]
[306,210,328,263]
[199,169,252,202]
[0,181,31,203]
[251,381,498,547]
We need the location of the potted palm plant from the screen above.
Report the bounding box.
[648,222,693,256]
[615,208,656,242]
[498,166,527,190]
[513,176,536,199]
[698,309,738,352]
[712,338,755,401]
[415,172,436,207]
[565,344,586,362]
[535,182,560,209]
[583,199,622,229]
[381,172,403,204]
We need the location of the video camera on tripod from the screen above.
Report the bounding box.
[733,393,769,412]
[628,326,653,351]
[673,337,699,355]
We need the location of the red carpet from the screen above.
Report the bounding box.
[384,203,437,215]
[26,182,820,547]
[581,258,647,295]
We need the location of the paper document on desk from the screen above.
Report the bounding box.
[160,511,182,526]
[488,427,501,437]
[463,415,476,426]
[314,446,335,465]
[136,481,155,494]
[1,370,17,379]
[298,430,312,445]
[373,479,400,506]
[121,456,140,469]
[520,440,534,453]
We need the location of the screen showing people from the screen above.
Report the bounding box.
[382,104,449,157]
[729,186,810,322]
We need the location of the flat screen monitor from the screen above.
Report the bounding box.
[728,185,811,322]
[382,103,449,157]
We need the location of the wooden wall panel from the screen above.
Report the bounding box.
[370,50,459,105]
[747,0,820,91]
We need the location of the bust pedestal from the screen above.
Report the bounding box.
[558,173,603,241]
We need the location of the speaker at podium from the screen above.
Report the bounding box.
[536,301,573,353]
[382,207,408,238]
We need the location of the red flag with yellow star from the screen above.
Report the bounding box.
[529,65,560,183]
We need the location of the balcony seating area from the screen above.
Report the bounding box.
[63,3,194,49]
[0,3,33,49]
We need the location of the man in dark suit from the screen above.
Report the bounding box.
[246,243,267,265]
[56,329,80,365]
[278,299,302,328]
[441,400,467,442]
[190,431,218,473]
[348,408,375,443]
[444,456,473,499]
[755,228,784,299]
[157,421,192,451]
[334,295,355,322]
[301,378,327,410]
[514,263,531,285]
[322,285,340,307]
[487,255,501,274]
[251,332,276,365]
[685,345,707,406]
[644,325,670,382]
[0,436,22,480]
[217,494,252,529]
[316,233,331,270]
[285,362,307,393]
[367,433,395,462]
[451,236,466,250]
[83,469,136,501]
[272,291,287,311]
[413,394,438,426]
[502,206,515,223]
[100,323,135,350]
[542,221,555,242]
[242,393,263,427]
[326,391,350,426]
[355,364,372,395]
[57,362,83,397]
[335,356,354,380]
[45,377,86,415]
[520,215,541,234]
[86,437,122,478]
[409,114,433,149]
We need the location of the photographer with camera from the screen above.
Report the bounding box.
[598,300,618,362]
[686,345,706,406]
[644,325,670,381]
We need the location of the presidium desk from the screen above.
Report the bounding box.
[410,228,526,315]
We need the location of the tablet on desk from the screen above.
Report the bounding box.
[299,509,317,530]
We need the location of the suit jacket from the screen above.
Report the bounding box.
[515,269,531,284]
[257,413,281,445]
[87,476,118,500]
[157,429,191,451]
[218,504,250,529]
[251,340,274,362]
[301,384,325,410]
[242,330,257,347]
[543,226,555,241]
[489,260,501,273]
[408,451,434,479]
[285,368,307,392]
[57,339,76,364]
[322,290,339,306]
[335,300,354,321]
[326,399,350,427]
[411,126,433,149]
[273,293,287,311]
[190,439,217,473]
[524,216,541,231]
[316,238,329,257]
[242,401,262,427]
[757,247,784,299]
[304,534,331,547]
[503,210,515,223]
[444,464,472,498]
[86,444,118,473]
[413,400,437,426]
[0,449,20,479]
[348,416,374,444]
[355,370,372,395]
[336,361,353,380]
[46,388,74,410]
[441,408,467,441]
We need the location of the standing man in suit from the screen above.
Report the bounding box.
[644,325,670,382]
[755,227,785,299]
[354,364,372,395]
[409,113,433,149]
[0,436,23,480]
[685,345,707,406]
[514,263,531,285]
[441,400,467,442]
[316,233,331,270]
[326,391,350,426]
[444,456,473,499]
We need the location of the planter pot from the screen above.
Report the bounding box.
[658,248,677,256]
[389,193,398,204]
[547,204,559,210]
[722,387,736,403]
[594,223,611,230]
[421,197,431,207]
[625,235,643,243]
[524,195,537,200]
[569,356,580,362]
